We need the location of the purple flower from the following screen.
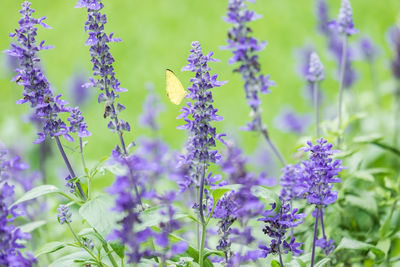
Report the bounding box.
[300,138,344,206]
[177,41,226,190]
[307,52,325,83]
[69,73,92,106]
[6,2,85,144]
[0,183,36,266]
[68,107,91,138]
[222,0,276,131]
[57,204,72,225]
[76,0,129,136]
[388,25,400,80]
[279,164,307,202]
[315,0,330,35]
[258,201,304,257]
[139,83,164,131]
[359,36,378,62]
[274,107,312,135]
[316,237,335,256]
[329,0,358,36]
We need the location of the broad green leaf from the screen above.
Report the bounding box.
[79,194,117,236]
[49,251,91,267]
[271,260,281,267]
[110,240,125,259]
[138,205,188,231]
[19,220,46,233]
[346,193,377,215]
[315,258,331,267]
[335,237,385,260]
[12,185,61,207]
[35,241,70,258]
[251,185,281,210]
[352,170,374,182]
[353,134,382,144]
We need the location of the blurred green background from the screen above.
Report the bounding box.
[0,0,399,186]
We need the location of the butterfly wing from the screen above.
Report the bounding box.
[165,69,186,105]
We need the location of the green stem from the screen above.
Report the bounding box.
[79,137,87,171]
[199,223,206,267]
[313,82,320,137]
[337,35,348,146]
[102,243,118,267]
[67,223,102,266]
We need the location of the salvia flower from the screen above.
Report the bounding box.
[177,41,226,190]
[0,183,36,266]
[359,36,378,63]
[300,138,344,206]
[222,0,276,131]
[57,204,72,225]
[388,25,400,80]
[329,0,358,36]
[76,0,130,137]
[316,237,335,256]
[6,2,86,144]
[108,147,154,263]
[258,201,304,257]
[274,107,311,135]
[279,164,307,202]
[307,52,325,82]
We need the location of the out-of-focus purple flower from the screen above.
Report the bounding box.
[295,45,314,78]
[57,204,72,225]
[222,0,276,131]
[258,201,304,257]
[316,237,335,255]
[0,183,36,266]
[359,36,378,62]
[69,73,91,106]
[280,164,307,202]
[139,83,164,131]
[315,0,358,89]
[76,0,129,136]
[68,107,91,138]
[300,138,344,206]
[7,2,87,144]
[388,25,400,80]
[307,52,325,83]
[329,0,358,36]
[274,107,312,135]
[108,147,154,263]
[177,41,226,191]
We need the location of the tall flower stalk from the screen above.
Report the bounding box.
[306,52,325,137]
[7,1,89,200]
[300,139,344,266]
[329,0,358,143]
[178,41,226,266]
[76,0,130,155]
[222,0,286,165]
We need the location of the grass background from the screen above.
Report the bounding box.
[0,0,399,187]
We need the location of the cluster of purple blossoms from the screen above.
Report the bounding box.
[359,37,378,63]
[7,2,89,144]
[307,53,325,83]
[316,0,358,88]
[388,25,400,80]
[279,164,306,203]
[329,0,358,36]
[108,147,153,263]
[274,107,311,135]
[68,107,91,138]
[76,0,130,141]
[300,139,343,206]
[222,0,276,131]
[0,183,35,266]
[258,202,304,258]
[57,204,72,225]
[177,41,226,190]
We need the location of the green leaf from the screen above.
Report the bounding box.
[251,185,281,210]
[271,260,281,267]
[79,194,118,236]
[48,251,91,267]
[19,220,46,233]
[352,170,374,182]
[345,193,377,215]
[353,134,382,144]
[110,240,125,259]
[138,205,188,231]
[335,237,385,260]
[12,185,61,207]
[315,258,331,267]
[35,241,69,258]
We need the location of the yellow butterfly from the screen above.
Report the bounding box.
[165,69,187,105]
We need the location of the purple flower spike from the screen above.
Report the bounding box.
[76,0,130,138]
[0,183,36,266]
[6,2,88,144]
[68,107,91,138]
[57,204,72,225]
[307,52,325,83]
[222,0,276,131]
[274,107,312,135]
[329,0,358,36]
[300,138,344,206]
[178,41,226,190]
[259,201,304,258]
[359,36,378,62]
